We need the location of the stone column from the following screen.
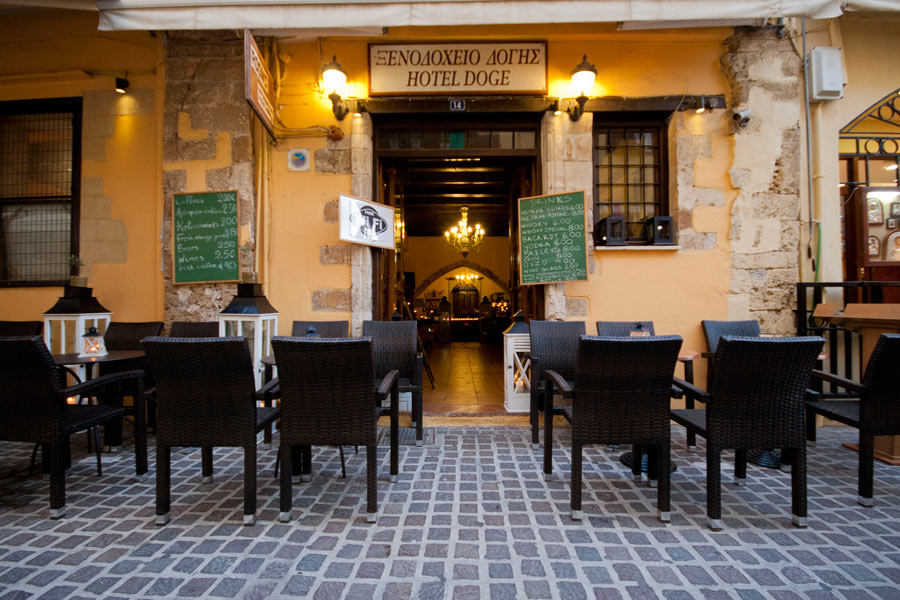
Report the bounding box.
[540,109,594,320]
[720,27,804,334]
[162,31,255,323]
[350,114,374,335]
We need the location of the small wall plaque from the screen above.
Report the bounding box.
[287,149,310,171]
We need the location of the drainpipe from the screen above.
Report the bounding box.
[801,19,818,281]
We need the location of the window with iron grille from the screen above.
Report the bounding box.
[593,117,668,242]
[0,98,80,286]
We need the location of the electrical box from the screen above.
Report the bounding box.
[809,46,844,101]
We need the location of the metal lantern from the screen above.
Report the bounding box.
[43,285,112,356]
[218,283,279,387]
[643,216,675,245]
[595,216,626,246]
[502,311,531,413]
[78,326,108,358]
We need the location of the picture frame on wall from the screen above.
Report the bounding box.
[868,235,880,257]
[887,232,900,261]
[868,199,884,224]
[892,202,900,218]
[888,218,897,230]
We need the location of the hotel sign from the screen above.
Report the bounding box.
[369,42,546,96]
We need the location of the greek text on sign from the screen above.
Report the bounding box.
[369,42,546,95]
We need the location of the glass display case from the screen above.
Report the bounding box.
[858,188,900,265]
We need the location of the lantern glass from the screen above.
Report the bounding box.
[78,327,107,357]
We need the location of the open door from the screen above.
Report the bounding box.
[373,164,406,320]
[509,162,544,320]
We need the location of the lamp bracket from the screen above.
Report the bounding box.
[567,95,589,121]
[329,91,350,121]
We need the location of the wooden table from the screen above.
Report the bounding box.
[813,303,900,464]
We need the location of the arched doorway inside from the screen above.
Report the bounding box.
[372,113,542,415]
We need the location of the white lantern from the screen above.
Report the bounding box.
[218,284,279,388]
[43,285,112,355]
[503,311,531,413]
[78,326,108,358]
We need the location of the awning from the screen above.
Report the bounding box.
[96,0,900,31]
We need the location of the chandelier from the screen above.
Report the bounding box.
[444,206,485,258]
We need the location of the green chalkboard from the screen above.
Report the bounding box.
[173,191,240,284]
[518,191,588,285]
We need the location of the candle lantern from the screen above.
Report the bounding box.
[643,216,675,245]
[594,216,626,246]
[218,283,279,388]
[43,285,112,355]
[502,311,531,413]
[78,326,108,357]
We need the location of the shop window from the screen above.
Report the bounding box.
[0,98,80,286]
[593,120,667,243]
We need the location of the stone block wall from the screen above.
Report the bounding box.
[721,27,804,333]
[161,31,255,325]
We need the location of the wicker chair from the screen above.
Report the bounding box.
[290,320,349,337]
[168,321,219,337]
[0,321,43,336]
[529,320,585,447]
[595,321,655,337]
[362,320,424,445]
[543,335,683,522]
[100,321,163,439]
[271,336,399,523]
[671,335,824,530]
[0,336,147,519]
[142,336,280,526]
[806,333,900,507]
[701,319,760,356]
[595,320,694,474]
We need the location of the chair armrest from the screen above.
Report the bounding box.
[673,376,709,403]
[543,369,572,395]
[62,369,145,401]
[256,376,280,401]
[377,369,400,398]
[809,370,864,394]
[678,349,699,363]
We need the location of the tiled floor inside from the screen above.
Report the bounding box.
[423,342,507,416]
[1,425,899,599]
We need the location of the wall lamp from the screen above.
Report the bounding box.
[322,55,350,120]
[114,77,129,94]
[694,96,707,113]
[568,54,597,121]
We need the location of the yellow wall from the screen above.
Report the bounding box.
[267,138,352,331]
[0,10,162,322]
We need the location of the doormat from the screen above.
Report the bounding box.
[377,426,435,446]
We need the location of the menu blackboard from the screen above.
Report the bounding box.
[518,191,588,285]
[173,191,240,284]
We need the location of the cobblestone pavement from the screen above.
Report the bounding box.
[1,426,899,600]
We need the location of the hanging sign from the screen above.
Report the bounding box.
[243,30,276,139]
[518,191,588,285]
[369,41,547,96]
[339,194,395,250]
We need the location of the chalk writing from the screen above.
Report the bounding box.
[173,191,240,284]
[518,191,587,285]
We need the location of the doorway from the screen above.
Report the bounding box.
[372,114,542,415]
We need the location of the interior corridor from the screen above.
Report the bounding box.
[422,341,508,416]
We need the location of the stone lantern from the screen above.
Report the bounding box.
[503,310,531,413]
[218,283,279,387]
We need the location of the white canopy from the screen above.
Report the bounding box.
[95,0,900,31]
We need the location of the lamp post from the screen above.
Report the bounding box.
[218,283,279,388]
[502,311,531,413]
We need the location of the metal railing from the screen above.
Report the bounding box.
[796,281,900,385]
